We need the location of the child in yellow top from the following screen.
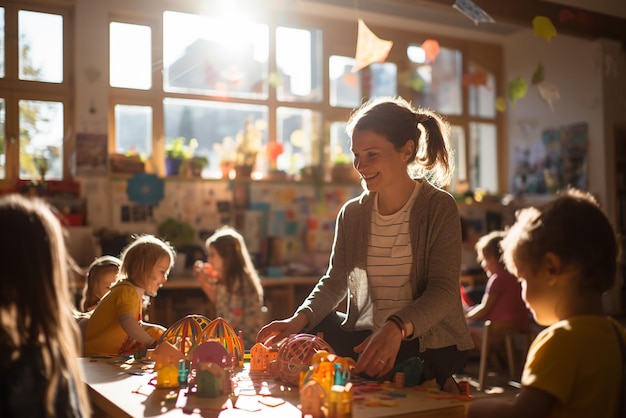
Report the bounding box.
[467,188,625,418]
[84,235,175,356]
[80,255,121,312]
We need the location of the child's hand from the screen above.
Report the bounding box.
[193,261,219,284]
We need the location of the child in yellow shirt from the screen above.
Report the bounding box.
[84,234,175,356]
[467,188,625,418]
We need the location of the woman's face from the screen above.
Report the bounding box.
[207,245,224,278]
[95,269,117,299]
[351,129,409,192]
[145,256,171,297]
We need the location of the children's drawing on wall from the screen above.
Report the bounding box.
[512,122,588,195]
[75,132,108,176]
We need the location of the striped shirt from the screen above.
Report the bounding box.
[361,182,419,329]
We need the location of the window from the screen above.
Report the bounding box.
[107,6,503,193]
[0,3,71,186]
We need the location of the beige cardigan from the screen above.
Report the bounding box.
[297,179,474,352]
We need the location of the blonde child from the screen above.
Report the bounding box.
[467,188,625,418]
[465,230,530,352]
[0,194,91,417]
[84,234,175,356]
[194,226,264,349]
[80,255,121,312]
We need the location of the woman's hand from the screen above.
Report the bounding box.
[256,312,308,346]
[353,321,403,378]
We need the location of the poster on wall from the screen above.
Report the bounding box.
[75,132,108,176]
[512,122,588,195]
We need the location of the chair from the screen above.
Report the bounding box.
[477,319,533,391]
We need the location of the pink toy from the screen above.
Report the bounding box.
[274,333,334,386]
[191,341,231,369]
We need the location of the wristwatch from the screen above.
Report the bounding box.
[387,315,406,340]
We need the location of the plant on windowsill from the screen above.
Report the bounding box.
[331,153,360,183]
[165,137,208,177]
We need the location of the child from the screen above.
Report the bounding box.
[467,188,625,418]
[465,230,530,352]
[80,255,121,312]
[84,234,175,356]
[0,194,91,417]
[194,226,264,349]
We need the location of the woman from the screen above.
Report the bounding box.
[257,96,473,392]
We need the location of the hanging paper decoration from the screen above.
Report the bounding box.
[507,77,528,104]
[126,173,164,207]
[537,82,560,112]
[532,16,557,42]
[495,97,507,113]
[531,63,545,85]
[268,72,282,88]
[421,39,440,63]
[351,19,393,73]
[453,0,495,25]
[462,68,489,89]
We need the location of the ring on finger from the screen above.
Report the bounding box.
[378,359,385,366]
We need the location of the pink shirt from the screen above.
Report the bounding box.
[482,267,530,331]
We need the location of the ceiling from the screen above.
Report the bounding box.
[303,0,626,44]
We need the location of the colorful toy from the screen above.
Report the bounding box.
[157,314,213,356]
[203,317,244,365]
[195,362,225,398]
[191,341,231,369]
[273,333,334,386]
[299,380,326,418]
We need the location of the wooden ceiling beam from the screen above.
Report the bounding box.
[388,0,626,44]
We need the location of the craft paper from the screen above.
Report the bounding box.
[421,39,440,63]
[495,97,507,113]
[532,16,557,42]
[462,68,489,88]
[352,19,393,73]
[126,173,164,207]
[531,63,545,85]
[453,0,495,25]
[507,77,528,104]
[537,81,560,112]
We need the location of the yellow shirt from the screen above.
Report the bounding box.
[84,281,141,356]
[522,316,624,418]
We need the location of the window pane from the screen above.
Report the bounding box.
[19,100,64,180]
[115,105,152,157]
[407,44,462,115]
[370,62,397,99]
[163,11,268,99]
[163,98,268,178]
[276,26,322,103]
[468,62,496,118]
[0,98,4,179]
[449,125,467,195]
[0,8,5,78]
[19,11,63,83]
[469,122,497,194]
[110,22,151,90]
[276,107,322,176]
[329,55,362,108]
[329,121,351,165]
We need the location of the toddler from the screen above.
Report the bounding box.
[465,230,530,352]
[84,234,175,356]
[467,188,625,418]
[80,255,121,312]
[194,226,264,349]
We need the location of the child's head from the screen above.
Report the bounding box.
[205,226,256,293]
[501,188,617,324]
[81,255,121,311]
[475,230,506,275]
[119,234,175,297]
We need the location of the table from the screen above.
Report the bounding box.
[80,357,468,418]
[149,274,321,327]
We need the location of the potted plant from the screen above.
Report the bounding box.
[165,137,199,176]
[233,117,264,178]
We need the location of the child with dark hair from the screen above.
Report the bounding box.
[80,255,121,312]
[194,226,264,349]
[0,194,91,417]
[468,188,625,418]
[84,234,175,356]
[465,230,530,352]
